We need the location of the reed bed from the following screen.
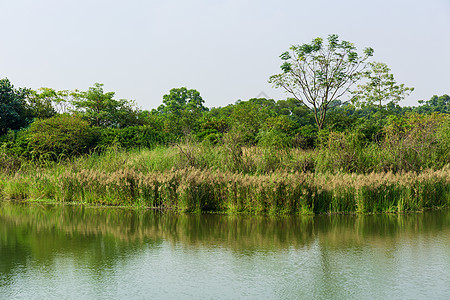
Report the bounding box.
[2,164,448,214]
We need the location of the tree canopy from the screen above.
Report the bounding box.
[269,34,373,130]
[157,87,208,135]
[0,78,30,135]
[352,62,414,110]
[71,83,140,128]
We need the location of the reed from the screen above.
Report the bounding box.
[2,160,448,214]
[1,138,448,214]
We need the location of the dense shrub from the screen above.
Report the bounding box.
[381,113,449,172]
[0,129,30,158]
[257,129,291,149]
[314,113,449,173]
[316,131,368,173]
[292,125,317,149]
[96,125,167,150]
[0,144,21,174]
[27,114,96,160]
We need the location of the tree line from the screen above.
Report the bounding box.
[0,35,448,161]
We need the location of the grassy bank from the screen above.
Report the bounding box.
[1,146,448,214]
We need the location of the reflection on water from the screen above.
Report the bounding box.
[0,201,449,299]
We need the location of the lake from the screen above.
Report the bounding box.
[0,201,449,299]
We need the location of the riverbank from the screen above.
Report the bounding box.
[1,147,448,214]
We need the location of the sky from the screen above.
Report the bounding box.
[1,0,449,110]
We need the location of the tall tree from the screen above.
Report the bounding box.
[71,83,140,127]
[269,34,373,130]
[352,62,414,110]
[157,87,208,134]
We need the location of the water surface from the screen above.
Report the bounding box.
[0,201,449,299]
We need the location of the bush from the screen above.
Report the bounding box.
[292,125,317,149]
[96,125,167,150]
[316,131,368,173]
[0,129,30,158]
[27,114,96,160]
[381,113,449,172]
[257,129,291,149]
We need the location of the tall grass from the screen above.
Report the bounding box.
[2,155,448,214]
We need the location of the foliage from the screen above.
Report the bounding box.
[0,143,22,174]
[0,78,30,134]
[269,34,373,130]
[71,83,140,128]
[323,102,359,132]
[415,94,449,114]
[316,131,368,173]
[1,63,448,177]
[293,125,317,149]
[257,129,291,149]
[314,112,450,173]
[25,89,57,119]
[96,125,167,150]
[0,129,30,159]
[27,114,96,160]
[381,113,449,172]
[276,98,315,127]
[28,87,77,115]
[229,98,277,144]
[157,87,208,135]
[352,62,414,109]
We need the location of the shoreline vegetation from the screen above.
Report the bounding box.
[1,35,449,214]
[1,94,449,215]
[1,144,449,214]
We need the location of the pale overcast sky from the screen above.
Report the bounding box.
[1,0,449,110]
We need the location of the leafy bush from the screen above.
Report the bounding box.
[196,128,221,144]
[0,129,30,158]
[96,125,167,150]
[316,131,368,173]
[27,114,96,160]
[257,129,291,149]
[381,113,449,172]
[292,125,317,149]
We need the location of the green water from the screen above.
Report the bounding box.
[0,201,449,299]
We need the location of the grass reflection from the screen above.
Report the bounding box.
[0,201,448,281]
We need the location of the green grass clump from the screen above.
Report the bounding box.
[1,156,448,214]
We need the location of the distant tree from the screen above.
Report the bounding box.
[229,98,276,144]
[275,98,315,127]
[263,115,297,134]
[26,89,57,119]
[352,62,414,110]
[415,94,449,114]
[71,83,140,127]
[269,34,373,130]
[0,78,29,135]
[157,87,208,135]
[31,88,74,114]
[324,102,359,132]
